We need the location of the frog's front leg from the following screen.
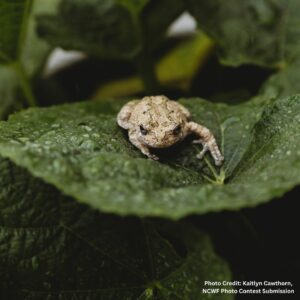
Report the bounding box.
[187,122,224,166]
[128,130,159,160]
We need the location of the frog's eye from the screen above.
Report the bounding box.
[139,125,148,135]
[173,124,181,135]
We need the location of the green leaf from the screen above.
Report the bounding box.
[0,95,299,219]
[37,0,146,60]
[186,0,300,67]
[0,0,59,74]
[20,0,60,77]
[0,0,60,118]
[0,157,232,299]
[0,0,30,62]
[36,0,184,60]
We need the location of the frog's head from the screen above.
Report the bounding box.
[134,96,189,148]
[138,121,186,148]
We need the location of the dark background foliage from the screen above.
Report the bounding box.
[0,0,299,299]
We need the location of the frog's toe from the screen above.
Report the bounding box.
[196,153,205,160]
[214,156,224,166]
[192,139,203,145]
[148,154,159,161]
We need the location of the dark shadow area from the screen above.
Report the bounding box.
[191,55,274,104]
[190,185,300,299]
[34,36,275,108]
[34,58,135,106]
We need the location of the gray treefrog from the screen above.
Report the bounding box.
[117,95,224,166]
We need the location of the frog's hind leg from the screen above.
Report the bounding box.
[117,100,139,129]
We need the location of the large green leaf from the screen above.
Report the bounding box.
[0,0,59,119]
[186,0,300,67]
[0,95,299,219]
[36,0,184,60]
[0,158,232,299]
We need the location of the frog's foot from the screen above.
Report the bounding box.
[140,147,159,161]
[193,139,207,159]
[188,122,224,167]
[214,154,224,167]
[147,153,159,161]
[192,139,203,145]
[207,141,224,166]
[195,140,224,167]
[128,134,159,160]
[196,144,208,160]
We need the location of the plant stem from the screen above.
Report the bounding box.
[193,146,225,184]
[204,157,225,185]
[204,156,219,180]
[13,62,37,107]
[136,50,160,95]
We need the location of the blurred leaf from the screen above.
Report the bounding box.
[186,0,300,67]
[0,0,59,75]
[259,59,300,100]
[37,0,146,60]
[0,0,59,118]
[142,0,185,51]
[20,0,60,76]
[37,0,185,60]
[0,66,22,119]
[96,33,215,97]
[157,33,214,90]
[0,0,30,62]
[0,95,299,219]
[0,158,232,299]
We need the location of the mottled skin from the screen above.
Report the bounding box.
[117,95,224,166]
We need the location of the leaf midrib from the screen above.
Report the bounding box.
[16,0,33,62]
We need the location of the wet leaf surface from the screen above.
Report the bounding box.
[0,158,232,299]
[0,96,299,218]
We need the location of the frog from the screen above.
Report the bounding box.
[117,95,224,166]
